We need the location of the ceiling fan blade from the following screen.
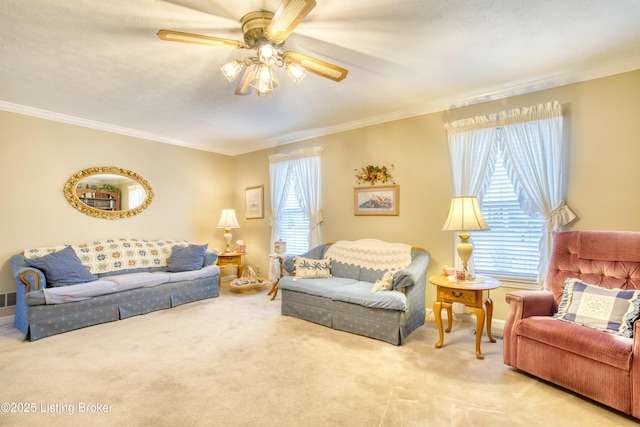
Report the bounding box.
[265,0,316,44]
[157,30,245,49]
[282,51,348,82]
[235,63,257,95]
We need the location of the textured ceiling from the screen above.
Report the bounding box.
[1,0,640,155]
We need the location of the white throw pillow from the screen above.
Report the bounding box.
[292,256,332,279]
[371,270,396,292]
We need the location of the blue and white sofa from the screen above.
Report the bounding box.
[279,239,430,345]
[10,238,220,341]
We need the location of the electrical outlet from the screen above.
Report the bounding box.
[255,266,261,274]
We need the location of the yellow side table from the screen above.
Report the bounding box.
[217,252,246,278]
[429,274,501,360]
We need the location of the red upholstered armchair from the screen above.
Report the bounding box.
[503,230,640,418]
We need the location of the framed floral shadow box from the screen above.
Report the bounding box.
[245,185,264,219]
[354,185,399,216]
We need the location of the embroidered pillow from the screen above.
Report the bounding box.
[371,270,396,292]
[292,256,332,279]
[166,244,208,272]
[554,278,640,337]
[25,246,98,288]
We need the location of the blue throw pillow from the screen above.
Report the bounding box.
[25,246,98,288]
[166,244,208,272]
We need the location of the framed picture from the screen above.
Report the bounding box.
[245,185,264,219]
[354,185,399,216]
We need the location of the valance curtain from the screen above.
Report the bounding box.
[268,147,323,280]
[444,101,576,283]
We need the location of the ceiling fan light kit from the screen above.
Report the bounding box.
[157,0,347,97]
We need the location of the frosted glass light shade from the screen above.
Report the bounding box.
[221,60,244,82]
[285,62,306,84]
[250,63,279,96]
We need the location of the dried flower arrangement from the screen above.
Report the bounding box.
[355,164,395,185]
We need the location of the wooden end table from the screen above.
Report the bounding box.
[217,252,246,278]
[429,274,501,360]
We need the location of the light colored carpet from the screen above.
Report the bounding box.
[0,285,637,427]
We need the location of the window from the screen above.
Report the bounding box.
[278,180,309,255]
[471,146,545,280]
[128,184,145,209]
[269,146,322,283]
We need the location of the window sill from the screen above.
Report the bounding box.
[477,274,541,290]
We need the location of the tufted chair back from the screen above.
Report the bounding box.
[545,230,640,310]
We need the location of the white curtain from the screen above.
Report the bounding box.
[444,117,497,277]
[445,116,497,200]
[128,184,145,209]
[444,101,575,284]
[499,101,576,282]
[268,147,323,280]
[290,147,323,248]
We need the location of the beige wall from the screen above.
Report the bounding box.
[2,69,640,323]
[0,111,235,316]
[235,69,640,321]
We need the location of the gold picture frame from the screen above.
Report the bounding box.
[245,185,264,219]
[354,185,399,216]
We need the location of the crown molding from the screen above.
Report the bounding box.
[2,60,639,157]
[254,62,640,154]
[0,100,222,153]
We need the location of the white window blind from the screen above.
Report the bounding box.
[279,180,309,255]
[471,148,545,280]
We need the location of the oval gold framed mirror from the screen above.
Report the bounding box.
[63,166,154,219]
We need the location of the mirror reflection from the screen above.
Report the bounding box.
[76,174,146,211]
[63,166,154,220]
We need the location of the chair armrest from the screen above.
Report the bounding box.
[503,290,555,366]
[393,250,431,290]
[204,252,218,266]
[632,321,640,418]
[10,254,45,292]
[505,290,556,319]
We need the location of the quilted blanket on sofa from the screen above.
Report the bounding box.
[23,238,192,275]
[324,239,412,271]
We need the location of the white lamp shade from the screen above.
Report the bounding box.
[442,196,489,232]
[216,209,240,229]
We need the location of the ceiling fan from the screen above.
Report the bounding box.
[157,0,348,96]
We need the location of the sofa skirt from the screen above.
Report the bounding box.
[25,276,219,341]
[281,289,333,327]
[281,289,407,345]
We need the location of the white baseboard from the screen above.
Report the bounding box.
[0,315,14,326]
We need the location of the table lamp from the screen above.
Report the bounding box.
[442,196,490,276]
[216,209,240,253]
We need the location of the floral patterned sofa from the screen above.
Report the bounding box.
[279,239,430,345]
[10,238,219,341]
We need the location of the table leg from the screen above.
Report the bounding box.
[434,300,444,348]
[267,280,279,301]
[445,303,453,333]
[474,307,485,360]
[485,296,496,343]
[236,264,242,278]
